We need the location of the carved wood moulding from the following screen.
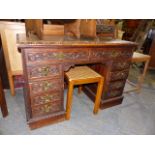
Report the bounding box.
[26,50,89,63]
[26,49,132,64]
[91,50,132,60]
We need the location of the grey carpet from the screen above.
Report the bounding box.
[0,83,155,135]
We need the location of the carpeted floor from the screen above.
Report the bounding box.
[0,68,155,135]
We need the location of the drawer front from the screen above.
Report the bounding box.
[112,61,131,71]
[109,80,126,90]
[104,89,123,99]
[29,79,62,95]
[90,48,132,61]
[25,48,90,64]
[31,91,62,106]
[110,70,129,81]
[27,64,62,80]
[32,101,63,117]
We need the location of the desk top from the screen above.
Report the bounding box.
[17,34,137,48]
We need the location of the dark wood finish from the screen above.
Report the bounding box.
[0,76,8,117]
[17,36,137,129]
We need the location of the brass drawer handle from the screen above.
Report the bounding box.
[41,104,52,113]
[40,95,54,103]
[41,67,50,76]
[43,81,53,91]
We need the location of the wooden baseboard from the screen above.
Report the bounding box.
[83,85,123,110]
[28,111,66,130]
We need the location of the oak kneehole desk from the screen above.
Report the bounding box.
[17,35,137,129]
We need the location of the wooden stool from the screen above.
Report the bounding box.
[124,52,151,93]
[0,76,8,117]
[65,66,104,120]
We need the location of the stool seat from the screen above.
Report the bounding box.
[65,66,104,120]
[65,66,102,82]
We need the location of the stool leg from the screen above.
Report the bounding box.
[137,59,150,92]
[93,78,104,114]
[78,85,83,94]
[66,81,74,120]
[8,73,15,96]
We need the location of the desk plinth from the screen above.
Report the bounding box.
[17,36,137,129]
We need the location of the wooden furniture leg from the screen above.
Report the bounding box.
[0,77,8,117]
[66,81,74,120]
[78,85,83,94]
[136,59,150,92]
[8,72,15,96]
[93,78,104,114]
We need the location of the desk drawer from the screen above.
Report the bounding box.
[110,70,129,81]
[25,48,90,64]
[109,80,126,90]
[112,60,131,71]
[104,89,123,99]
[27,64,62,80]
[31,91,62,106]
[31,101,63,117]
[90,48,132,61]
[29,78,62,95]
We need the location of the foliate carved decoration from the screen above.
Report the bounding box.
[91,50,107,58]
[91,50,132,60]
[32,103,62,117]
[107,90,122,98]
[112,61,130,70]
[27,51,89,62]
[111,70,129,81]
[28,65,60,78]
[30,80,61,94]
[109,81,125,90]
[32,92,61,105]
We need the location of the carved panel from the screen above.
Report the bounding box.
[110,70,129,81]
[104,89,123,99]
[109,80,126,90]
[27,65,61,79]
[32,102,63,117]
[31,91,61,105]
[26,50,89,63]
[112,61,131,71]
[29,79,62,95]
[90,49,132,61]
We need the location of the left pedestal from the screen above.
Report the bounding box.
[20,49,66,129]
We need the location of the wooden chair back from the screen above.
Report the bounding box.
[0,21,26,75]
